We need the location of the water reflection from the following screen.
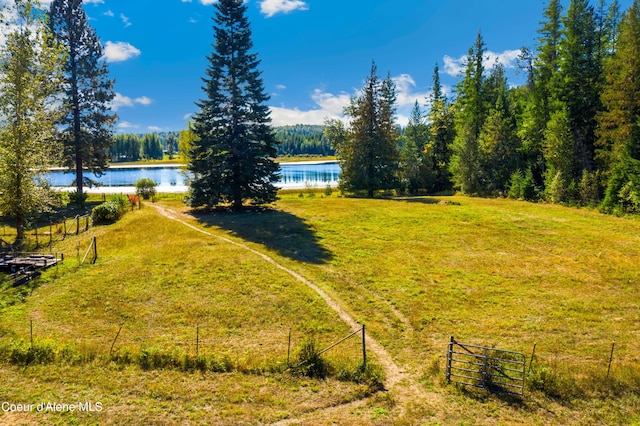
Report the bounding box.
[45,162,341,190]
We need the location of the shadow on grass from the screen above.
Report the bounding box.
[192,208,333,264]
[387,196,462,206]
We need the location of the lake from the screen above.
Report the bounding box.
[45,161,341,192]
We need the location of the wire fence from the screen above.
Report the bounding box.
[1,214,92,252]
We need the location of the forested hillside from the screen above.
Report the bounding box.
[274,125,333,157]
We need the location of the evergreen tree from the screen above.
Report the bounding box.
[598,0,640,212]
[427,63,455,193]
[544,103,575,202]
[400,102,429,194]
[517,0,563,189]
[142,133,163,160]
[166,133,177,159]
[479,66,521,194]
[450,32,487,195]
[0,0,66,242]
[49,0,117,201]
[556,0,602,177]
[189,0,279,210]
[338,62,399,197]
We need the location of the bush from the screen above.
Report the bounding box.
[91,195,128,223]
[291,337,329,379]
[135,178,157,200]
[68,190,88,206]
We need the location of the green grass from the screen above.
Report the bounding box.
[1,193,639,424]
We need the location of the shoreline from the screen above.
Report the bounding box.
[48,159,338,172]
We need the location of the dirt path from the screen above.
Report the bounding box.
[153,205,435,423]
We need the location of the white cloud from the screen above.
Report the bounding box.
[117,121,139,131]
[102,41,141,63]
[443,49,523,77]
[269,73,437,127]
[148,126,163,132]
[111,93,153,111]
[260,0,308,17]
[104,10,115,17]
[270,89,350,126]
[120,14,132,28]
[276,84,287,91]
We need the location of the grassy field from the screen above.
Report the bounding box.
[0,192,639,424]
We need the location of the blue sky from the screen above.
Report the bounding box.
[33,0,634,132]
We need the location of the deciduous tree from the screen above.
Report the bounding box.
[0,0,66,242]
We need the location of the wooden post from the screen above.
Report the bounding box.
[92,236,98,264]
[63,218,67,238]
[76,216,80,235]
[287,329,292,366]
[607,342,616,377]
[110,322,125,356]
[362,324,366,367]
[529,342,537,372]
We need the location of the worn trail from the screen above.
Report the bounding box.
[153,205,434,423]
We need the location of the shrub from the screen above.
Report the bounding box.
[68,190,88,206]
[91,195,127,223]
[291,337,328,379]
[135,178,157,200]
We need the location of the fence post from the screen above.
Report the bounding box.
[110,322,125,356]
[607,341,616,378]
[362,324,366,367]
[287,328,292,366]
[92,236,98,264]
[529,342,537,372]
[76,216,80,235]
[446,336,454,384]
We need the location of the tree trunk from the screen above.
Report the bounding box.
[76,154,84,204]
[15,211,25,246]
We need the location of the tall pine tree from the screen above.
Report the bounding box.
[338,62,399,197]
[556,0,602,177]
[49,0,117,202]
[400,102,429,194]
[450,32,487,195]
[598,0,640,212]
[427,63,454,193]
[189,0,279,210]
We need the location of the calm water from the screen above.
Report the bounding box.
[45,162,341,191]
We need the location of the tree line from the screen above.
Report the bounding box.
[326,0,640,215]
[111,132,179,162]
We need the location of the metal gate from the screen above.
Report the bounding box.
[446,336,526,395]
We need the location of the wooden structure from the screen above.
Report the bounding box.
[0,253,64,286]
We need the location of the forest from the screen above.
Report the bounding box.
[323,0,640,215]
